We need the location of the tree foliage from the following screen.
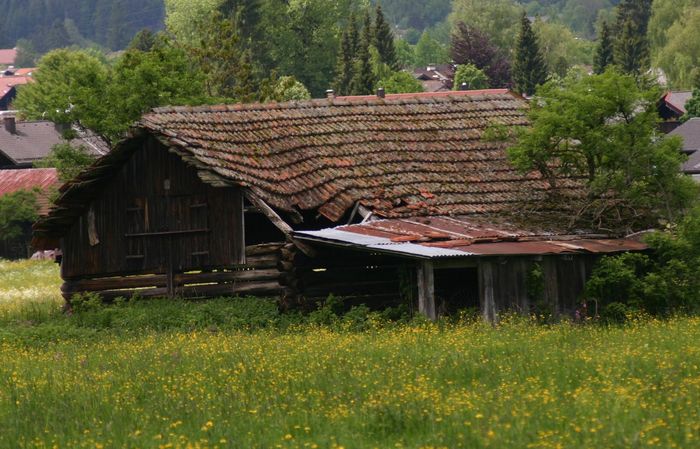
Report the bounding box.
[14,49,110,131]
[613,0,652,76]
[449,0,522,51]
[452,64,488,90]
[533,19,594,77]
[450,23,511,88]
[15,41,208,143]
[377,71,424,94]
[0,0,164,50]
[587,207,700,316]
[508,69,698,232]
[593,21,614,75]
[34,143,95,182]
[512,14,548,96]
[683,88,700,122]
[350,10,377,95]
[0,190,39,241]
[651,3,700,89]
[373,5,398,70]
[414,31,449,67]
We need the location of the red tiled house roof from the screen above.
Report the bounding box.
[35,90,580,242]
[0,168,59,215]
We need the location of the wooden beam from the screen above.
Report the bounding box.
[244,190,293,235]
[417,260,436,320]
[244,190,316,257]
[478,259,497,323]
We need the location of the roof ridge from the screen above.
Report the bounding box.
[148,90,520,115]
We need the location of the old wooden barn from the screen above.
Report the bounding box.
[33,90,645,320]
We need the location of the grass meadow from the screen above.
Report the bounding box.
[1,260,700,449]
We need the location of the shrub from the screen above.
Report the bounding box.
[585,207,700,316]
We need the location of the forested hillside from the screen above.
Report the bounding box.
[0,0,164,51]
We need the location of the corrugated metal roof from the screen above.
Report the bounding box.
[0,168,59,215]
[293,216,647,259]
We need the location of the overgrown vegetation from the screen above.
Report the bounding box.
[1,263,699,449]
[0,190,39,244]
[586,206,700,321]
[34,143,95,182]
[508,69,698,232]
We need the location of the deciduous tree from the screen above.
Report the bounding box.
[508,69,698,232]
[450,23,511,88]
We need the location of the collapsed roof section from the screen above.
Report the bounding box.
[294,216,647,259]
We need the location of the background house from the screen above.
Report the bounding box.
[0,167,58,259]
[671,118,700,181]
[658,91,693,133]
[0,48,17,68]
[413,64,454,92]
[0,114,109,169]
[33,91,644,320]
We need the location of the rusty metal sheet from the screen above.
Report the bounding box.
[296,214,649,258]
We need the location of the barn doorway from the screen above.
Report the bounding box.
[434,267,480,316]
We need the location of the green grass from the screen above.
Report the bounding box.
[1,260,699,449]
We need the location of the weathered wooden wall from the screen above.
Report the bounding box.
[478,255,597,320]
[61,136,244,280]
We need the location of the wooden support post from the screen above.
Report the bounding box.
[417,260,436,320]
[478,259,497,323]
[542,256,559,316]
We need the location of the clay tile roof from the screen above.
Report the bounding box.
[140,90,543,221]
[0,168,59,215]
[0,48,17,66]
[0,75,30,98]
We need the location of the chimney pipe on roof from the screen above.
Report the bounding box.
[326,89,335,99]
[460,82,469,91]
[3,115,16,134]
[376,87,385,99]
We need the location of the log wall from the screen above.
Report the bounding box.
[62,243,291,302]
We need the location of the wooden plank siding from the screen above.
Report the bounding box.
[61,136,244,280]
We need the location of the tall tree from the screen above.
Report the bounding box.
[613,0,652,75]
[450,22,511,88]
[333,15,358,96]
[373,5,398,70]
[350,10,375,95]
[512,14,547,96]
[594,21,614,74]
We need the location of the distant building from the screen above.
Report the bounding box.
[658,91,693,133]
[413,64,454,92]
[0,114,110,169]
[0,48,17,68]
[670,118,700,181]
[0,167,59,259]
[0,75,32,110]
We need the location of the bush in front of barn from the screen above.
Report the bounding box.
[586,207,700,321]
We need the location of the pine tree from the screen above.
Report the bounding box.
[348,13,359,57]
[614,17,649,75]
[613,0,651,75]
[333,28,354,95]
[373,5,397,70]
[593,21,614,75]
[512,14,547,96]
[350,10,375,95]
